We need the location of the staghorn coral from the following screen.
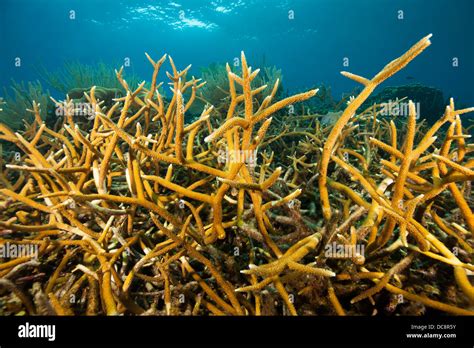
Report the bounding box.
[195,62,283,120]
[0,35,473,316]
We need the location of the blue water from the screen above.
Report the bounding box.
[1,0,473,106]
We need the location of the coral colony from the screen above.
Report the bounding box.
[0,34,473,316]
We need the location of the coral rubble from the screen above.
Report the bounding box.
[0,35,473,316]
